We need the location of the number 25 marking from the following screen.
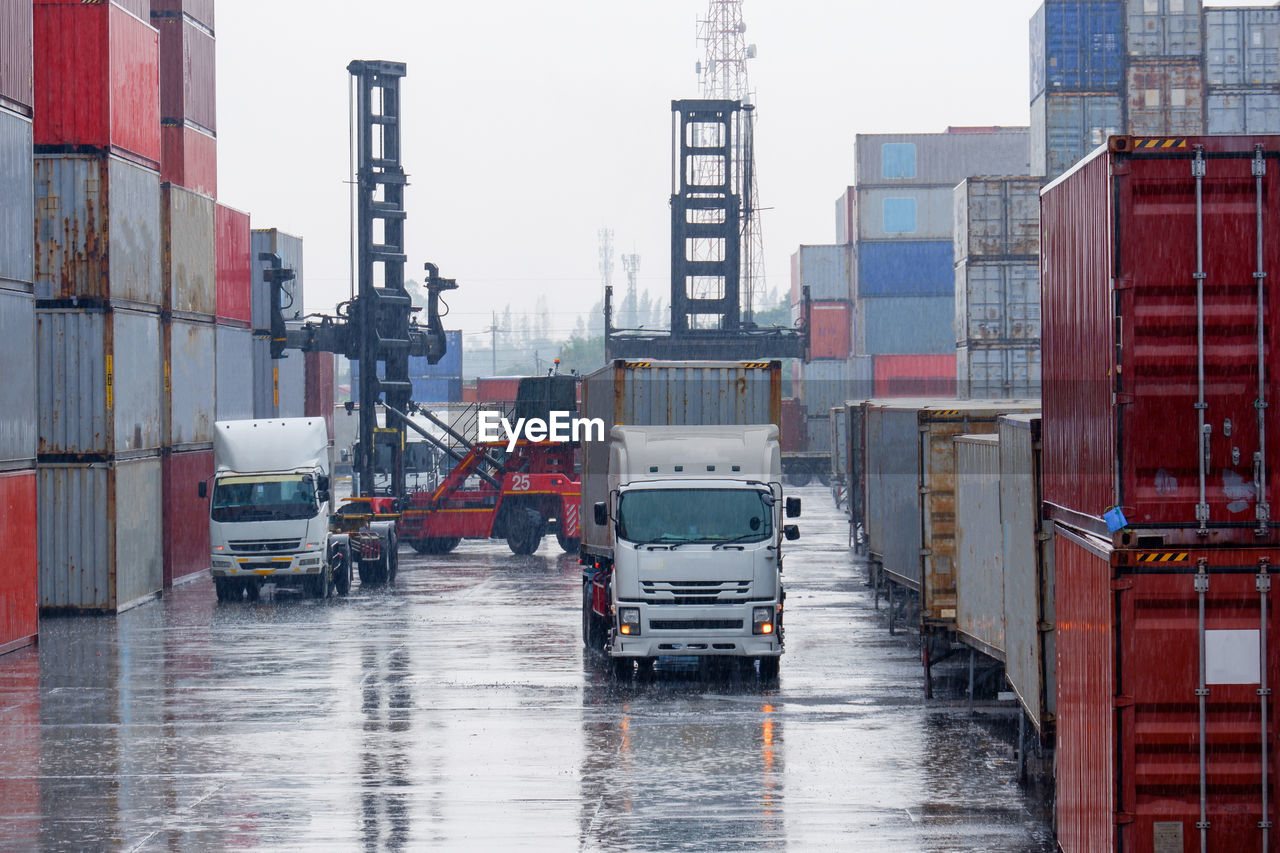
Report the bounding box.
[511,474,531,491]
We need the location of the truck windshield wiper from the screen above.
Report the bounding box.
[712,532,764,549]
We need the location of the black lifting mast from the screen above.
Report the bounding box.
[263,60,457,500]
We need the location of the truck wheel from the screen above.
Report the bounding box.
[758,656,780,681]
[412,537,460,555]
[243,579,260,601]
[385,530,398,585]
[582,584,605,653]
[556,527,580,554]
[331,542,352,596]
[506,508,543,555]
[610,656,633,680]
[308,573,330,600]
[786,470,812,487]
[358,561,373,585]
[214,578,235,602]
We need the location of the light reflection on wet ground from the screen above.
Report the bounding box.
[0,486,1053,851]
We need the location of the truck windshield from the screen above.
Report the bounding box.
[616,488,773,545]
[211,474,318,523]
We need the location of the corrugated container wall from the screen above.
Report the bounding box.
[161,182,214,316]
[954,262,1040,343]
[829,405,849,484]
[0,469,37,654]
[154,12,214,133]
[164,318,214,448]
[854,187,954,241]
[33,2,160,167]
[475,376,521,403]
[1205,6,1280,86]
[34,154,162,307]
[277,348,305,419]
[160,120,215,197]
[0,289,37,466]
[857,241,953,297]
[1125,61,1205,135]
[149,0,214,30]
[251,229,303,329]
[953,434,1005,660]
[792,244,852,302]
[37,307,163,456]
[214,203,250,326]
[1030,92,1123,179]
[214,324,252,420]
[834,187,855,244]
[872,354,957,397]
[953,177,1042,261]
[843,399,869,532]
[801,359,857,419]
[854,130,1031,187]
[808,301,852,360]
[162,448,211,586]
[0,0,34,115]
[859,296,955,354]
[304,351,335,441]
[1206,90,1280,134]
[957,345,1041,400]
[410,330,463,379]
[1029,0,1124,99]
[1125,0,1203,59]
[410,377,462,404]
[38,456,163,612]
[0,108,34,285]
[780,397,806,453]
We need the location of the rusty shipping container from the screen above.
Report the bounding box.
[38,455,163,612]
[154,11,214,133]
[304,351,335,441]
[214,323,252,421]
[999,414,1055,736]
[214,203,250,326]
[251,229,303,330]
[954,261,1040,344]
[843,399,870,538]
[954,434,1005,661]
[34,153,162,307]
[164,317,214,449]
[957,344,1041,400]
[0,106,33,285]
[149,0,213,30]
[829,404,848,486]
[1054,527,1277,853]
[37,307,163,456]
[33,1,160,168]
[1125,61,1205,135]
[0,468,37,654]
[1125,0,1203,59]
[953,176,1042,261]
[0,0,34,115]
[1042,135,1280,545]
[162,447,211,586]
[0,288,36,467]
[161,182,214,316]
[160,119,215,197]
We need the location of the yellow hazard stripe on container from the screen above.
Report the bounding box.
[1133,138,1187,149]
[1137,552,1189,563]
[742,362,771,368]
[625,362,652,369]
[932,410,962,416]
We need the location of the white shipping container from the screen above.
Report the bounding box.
[1030,93,1123,180]
[1206,89,1280,134]
[1126,0,1204,59]
[855,187,954,241]
[165,318,215,448]
[250,229,304,330]
[954,261,1040,344]
[214,324,253,421]
[1205,6,1280,86]
[162,183,216,317]
[793,244,853,302]
[953,177,1042,261]
[0,107,33,285]
[801,358,852,418]
[954,434,1005,660]
[855,130,1031,188]
[277,349,305,418]
[957,345,1041,400]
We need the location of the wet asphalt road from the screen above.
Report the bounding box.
[0,487,1054,851]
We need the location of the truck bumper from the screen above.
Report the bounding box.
[209,552,326,582]
[609,602,782,658]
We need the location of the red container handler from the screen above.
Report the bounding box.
[0,468,37,656]
[1042,136,1280,546]
[162,447,211,587]
[215,203,250,326]
[33,1,160,169]
[160,120,215,197]
[0,0,34,116]
[1054,526,1278,853]
[154,11,214,133]
[304,351,335,441]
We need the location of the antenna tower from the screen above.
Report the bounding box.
[621,252,641,328]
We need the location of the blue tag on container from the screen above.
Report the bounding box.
[1103,506,1128,533]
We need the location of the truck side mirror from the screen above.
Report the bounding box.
[593,501,608,526]
[784,524,800,541]
[318,475,330,491]
[197,481,207,499]
[317,490,331,504]
[786,497,801,518]
[340,449,350,462]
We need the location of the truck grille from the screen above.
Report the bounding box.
[641,580,751,605]
[228,539,301,554]
[649,619,744,630]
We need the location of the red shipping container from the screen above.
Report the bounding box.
[149,0,214,31]
[1042,136,1280,545]
[162,447,211,587]
[33,2,160,168]
[215,203,250,326]
[476,376,521,403]
[809,300,851,360]
[461,382,477,404]
[0,0,34,115]
[779,397,807,453]
[161,120,215,197]
[155,12,214,132]
[0,469,37,655]
[38,0,150,21]
[872,354,956,398]
[0,642,38,835]
[305,351,335,441]
[1054,526,1278,853]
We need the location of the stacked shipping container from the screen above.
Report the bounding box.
[1204,7,1280,134]
[1124,0,1205,136]
[249,228,305,418]
[152,0,215,195]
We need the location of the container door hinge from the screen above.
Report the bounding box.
[1038,621,1055,633]
[1114,393,1135,406]
[919,548,932,557]
[1259,687,1273,697]
[1194,573,1210,593]
[1195,687,1210,697]
[1036,530,1054,543]
[1114,812,1135,825]
[918,486,931,495]
[1258,571,1272,593]
[1114,695,1135,709]
[1114,275,1135,292]
[1112,578,1135,592]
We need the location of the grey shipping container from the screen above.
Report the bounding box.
[250,229,303,330]
[580,360,782,556]
[1125,61,1205,135]
[1206,89,1280,134]
[954,433,1005,661]
[214,323,253,420]
[0,107,33,285]
[1126,0,1203,59]
[277,346,305,418]
[0,287,36,466]
[858,296,955,355]
[38,455,163,612]
[251,335,272,418]
[829,405,848,486]
[161,183,215,317]
[250,335,305,419]
[955,261,1040,344]
[801,358,857,418]
[854,130,1031,188]
[1030,92,1123,179]
[33,154,162,307]
[854,187,954,241]
[38,307,163,456]
[953,177,1042,261]
[957,345,1041,400]
[792,244,852,302]
[843,399,870,537]
[1205,7,1280,86]
[164,317,214,448]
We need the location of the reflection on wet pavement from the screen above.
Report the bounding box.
[0,487,1053,850]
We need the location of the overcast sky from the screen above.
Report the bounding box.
[215,0,1258,351]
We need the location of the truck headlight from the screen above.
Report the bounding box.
[753,606,774,635]
[618,607,641,636]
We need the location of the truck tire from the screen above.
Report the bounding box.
[331,541,352,596]
[385,530,398,585]
[582,583,605,653]
[758,656,780,681]
[243,579,260,601]
[506,507,543,555]
[412,537,460,555]
[214,578,235,602]
[307,572,330,599]
[786,470,812,487]
[610,656,633,680]
[556,527,580,554]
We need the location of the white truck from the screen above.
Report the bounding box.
[203,418,396,601]
[579,360,799,680]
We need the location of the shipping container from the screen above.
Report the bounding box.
[33,2,160,167]
[853,187,954,241]
[1053,528,1277,853]
[791,244,852,302]
[829,404,848,487]
[277,347,305,419]
[475,376,522,403]
[1029,0,1124,99]
[411,377,462,404]
[856,240,953,297]
[250,229,303,330]
[1030,91,1123,179]
[1205,6,1280,87]
[0,289,36,467]
[37,307,162,456]
[953,433,1004,660]
[1042,135,1280,544]
[160,120,215,197]
[809,300,852,360]
[0,0,34,115]
[0,107,33,285]
[954,261,1040,344]
[801,358,855,418]
[305,350,335,440]
[854,129,1031,188]
[1206,88,1280,134]
[33,153,162,307]
[858,295,955,354]
[161,182,214,317]
[957,345,1041,400]
[38,455,163,612]
[780,397,806,453]
[161,447,210,586]
[843,399,870,535]
[834,186,855,245]
[1125,61,1205,135]
[1126,0,1203,59]
[164,317,214,448]
[213,323,252,420]
[214,203,250,326]
[410,329,463,379]
[953,177,1042,261]
[872,354,957,398]
[154,12,214,133]
[149,0,214,31]
[0,468,37,654]
[38,0,152,20]
[998,414,1055,735]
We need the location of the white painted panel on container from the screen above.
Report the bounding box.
[855,131,1031,188]
[1205,630,1260,684]
[277,351,306,418]
[250,229,304,330]
[795,244,852,301]
[857,187,954,240]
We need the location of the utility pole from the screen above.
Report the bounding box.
[489,312,498,375]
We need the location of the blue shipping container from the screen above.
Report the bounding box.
[410,330,463,379]
[857,241,954,297]
[412,377,463,404]
[1029,1,1124,99]
[860,296,956,355]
